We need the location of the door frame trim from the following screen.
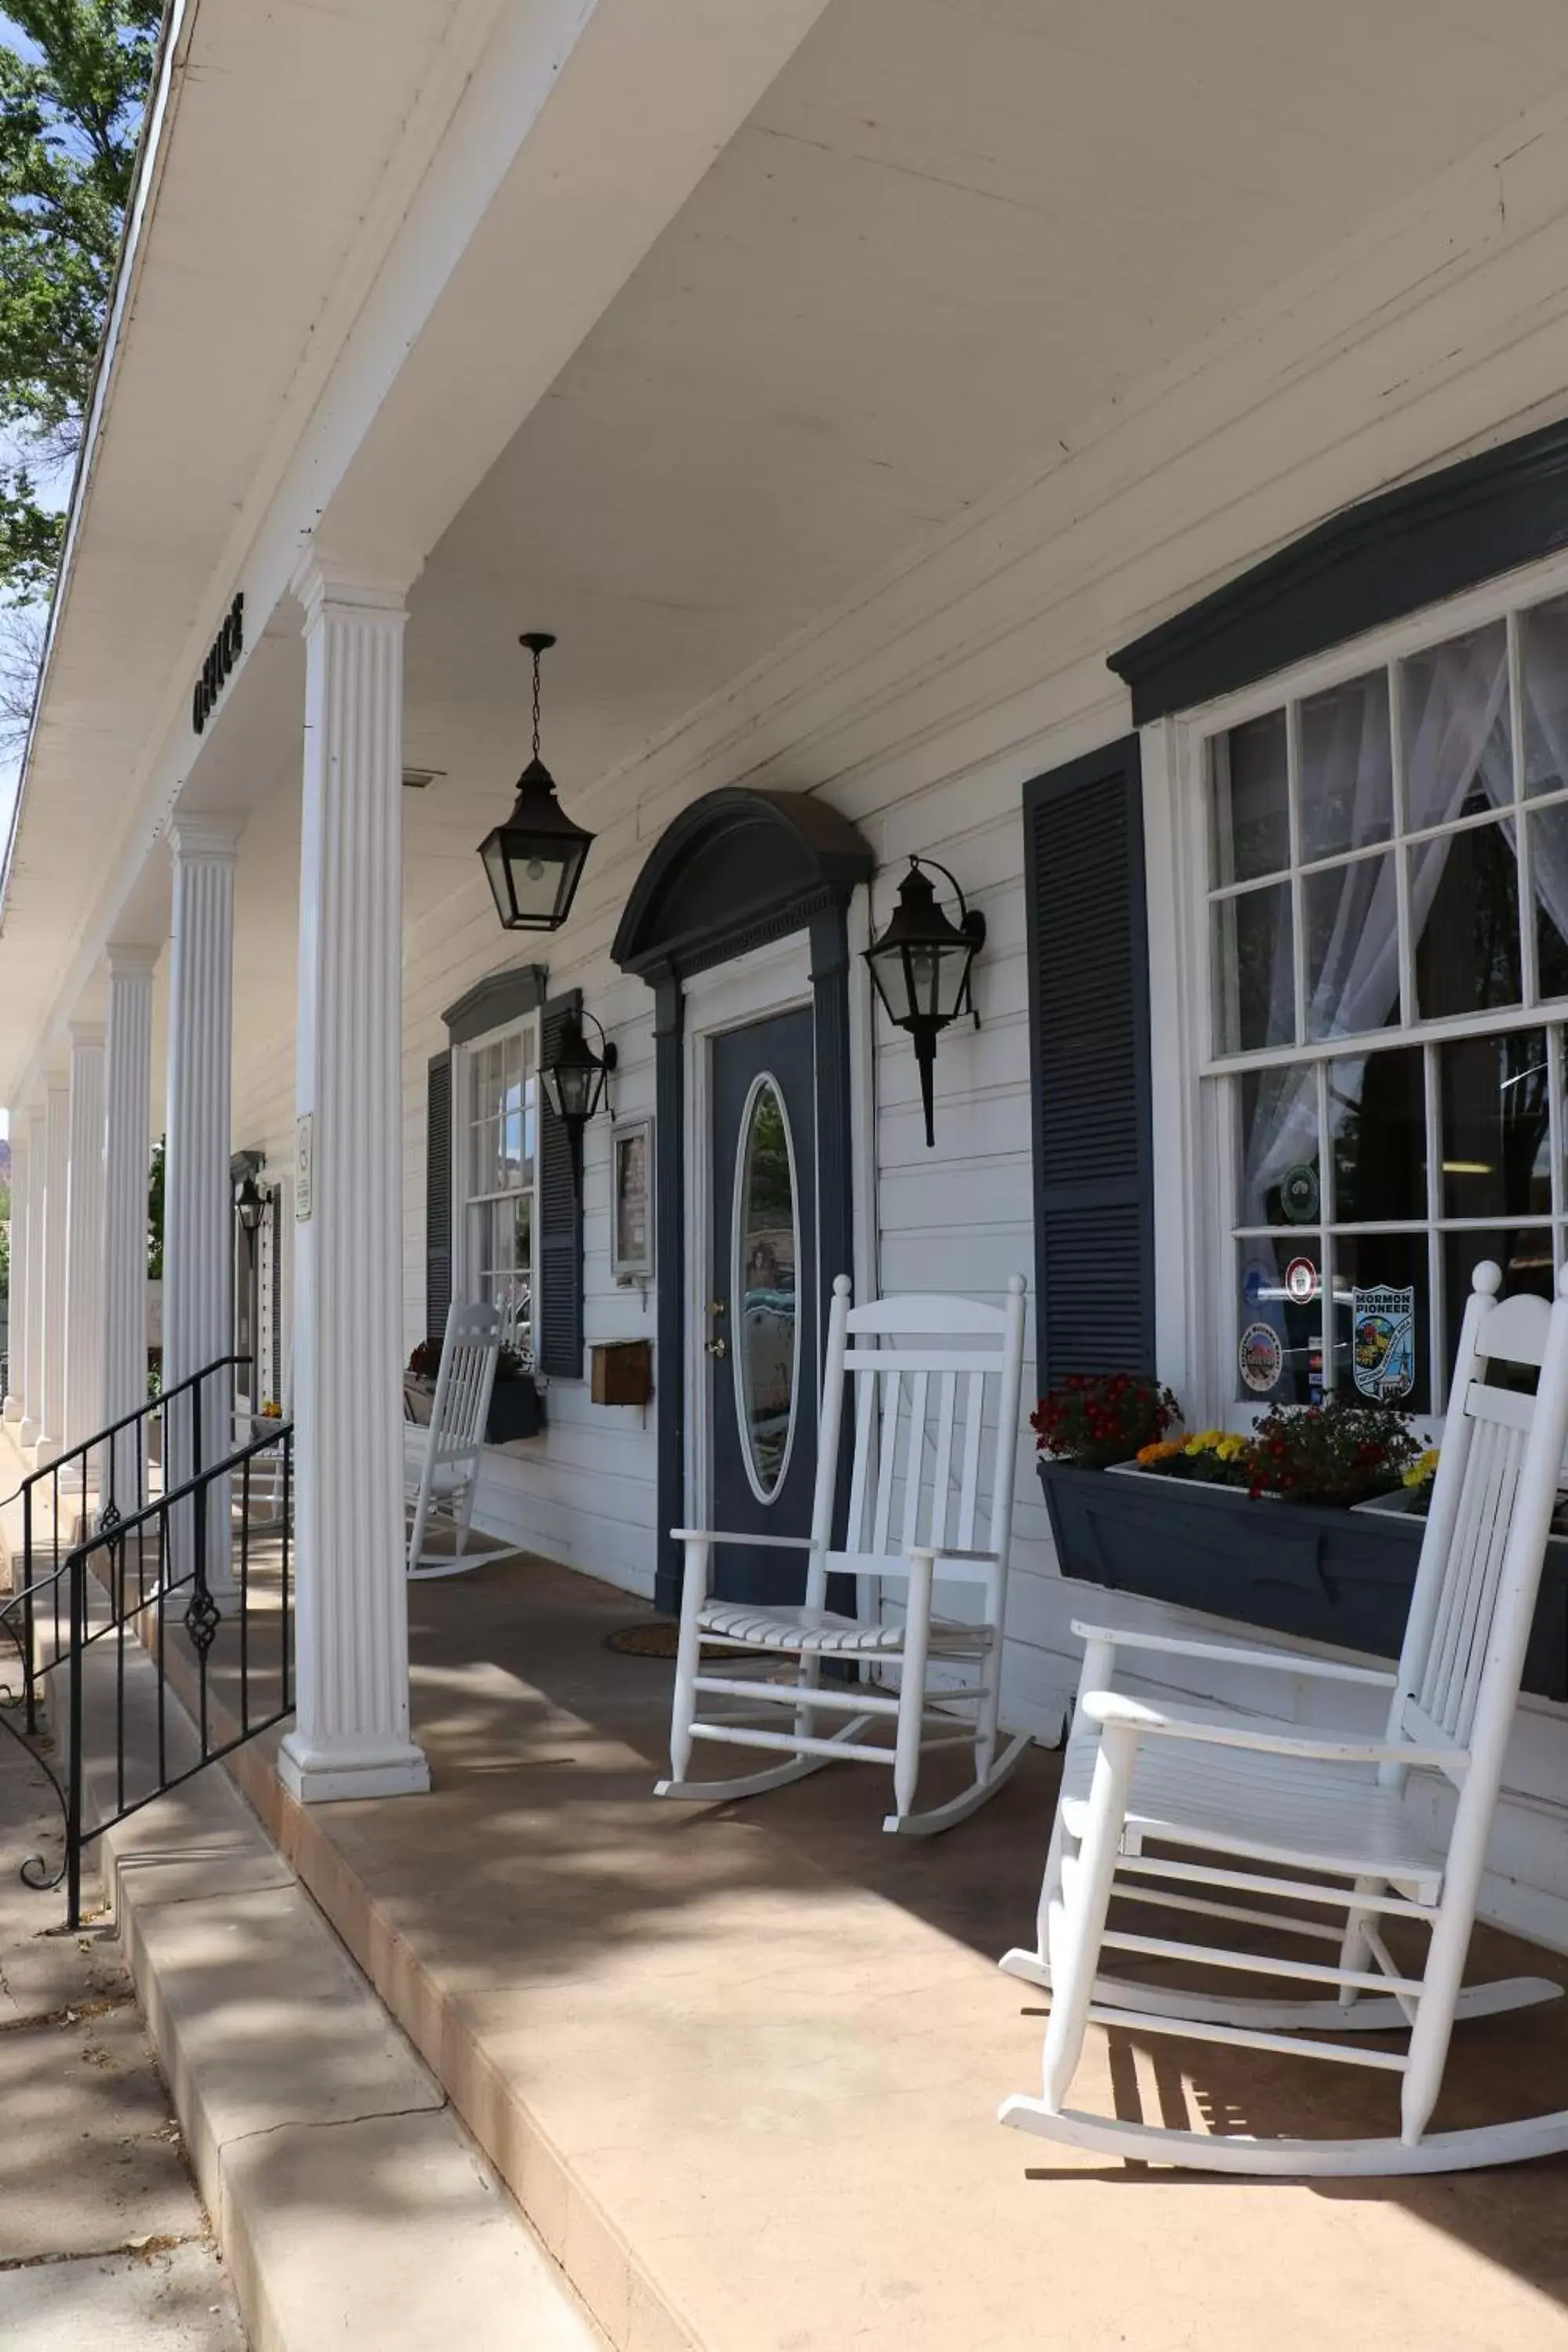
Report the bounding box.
[611,786,875,1614]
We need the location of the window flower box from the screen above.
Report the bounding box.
[1036,1457,1568,1702]
[403,1371,545,1446]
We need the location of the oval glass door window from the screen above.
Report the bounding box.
[733,1074,800,1502]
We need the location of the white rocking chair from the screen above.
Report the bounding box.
[999,1260,1568,2176]
[405,1300,501,1581]
[657,1272,1032,1835]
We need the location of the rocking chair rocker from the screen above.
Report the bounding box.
[658,1273,1032,1835]
[999,1261,1568,2176]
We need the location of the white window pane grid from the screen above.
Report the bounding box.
[1202,601,1568,1419]
[460,1015,539,1366]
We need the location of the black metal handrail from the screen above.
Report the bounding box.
[5,1356,251,1737]
[0,1413,293,1926]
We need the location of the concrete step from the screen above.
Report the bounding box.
[57,1627,605,2352]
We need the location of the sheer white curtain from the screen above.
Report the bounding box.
[1245,635,1509,1203]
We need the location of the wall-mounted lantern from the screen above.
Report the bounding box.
[234,1165,268,1236]
[862,855,985,1148]
[477,631,596,933]
[539,1007,617,1133]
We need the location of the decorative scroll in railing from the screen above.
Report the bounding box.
[0,1362,293,1926]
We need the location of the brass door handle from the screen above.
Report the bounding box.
[705,1337,728,1359]
[707,1298,727,1317]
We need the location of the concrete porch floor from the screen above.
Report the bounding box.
[160,1543,1566,2352]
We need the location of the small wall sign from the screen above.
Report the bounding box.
[192,592,244,734]
[611,1113,654,1283]
[294,1112,314,1222]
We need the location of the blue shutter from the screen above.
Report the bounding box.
[425,1051,452,1343]
[537,992,584,1379]
[1024,736,1155,1385]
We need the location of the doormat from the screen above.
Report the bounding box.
[604,1621,771,1662]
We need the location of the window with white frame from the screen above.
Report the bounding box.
[459,1014,539,1364]
[1201,587,1568,1421]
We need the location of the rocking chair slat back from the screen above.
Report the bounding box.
[1394,1272,1557,1761]
[829,1287,1025,1591]
[429,1301,501,1460]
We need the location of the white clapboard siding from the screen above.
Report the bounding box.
[223,105,1568,1937]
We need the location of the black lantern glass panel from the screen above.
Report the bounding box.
[539,1010,617,1128]
[477,633,596,934]
[234,1171,265,1235]
[862,858,985,1147]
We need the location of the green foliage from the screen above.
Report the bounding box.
[0,2,162,599]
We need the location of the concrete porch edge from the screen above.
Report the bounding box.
[64,1625,608,2352]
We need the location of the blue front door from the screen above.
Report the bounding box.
[708,1005,818,1602]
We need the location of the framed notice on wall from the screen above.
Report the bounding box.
[611,1114,655,1283]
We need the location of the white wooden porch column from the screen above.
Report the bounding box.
[63,1024,107,1454]
[34,1078,71,1465]
[279,564,426,1804]
[164,818,239,1583]
[4,1123,27,1423]
[19,1102,47,1449]
[102,944,156,1512]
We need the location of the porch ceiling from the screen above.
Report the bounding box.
[15,0,1568,1087]
[396,0,1568,862]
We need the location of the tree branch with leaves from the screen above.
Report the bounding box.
[0,2,162,605]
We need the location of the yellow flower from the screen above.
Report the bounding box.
[1214,1433,1246,1461]
[1402,1447,1440,1490]
[1183,1428,1224,1456]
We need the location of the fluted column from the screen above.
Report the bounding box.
[278,563,428,1804]
[35,1078,71,1465]
[64,1024,107,1454]
[4,1125,27,1423]
[19,1103,46,1448]
[103,945,157,1514]
[164,818,239,1585]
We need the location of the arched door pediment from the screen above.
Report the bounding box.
[610,787,873,982]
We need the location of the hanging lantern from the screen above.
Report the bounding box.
[862,856,985,1148]
[477,632,595,931]
[539,1008,617,1130]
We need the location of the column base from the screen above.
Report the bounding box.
[31,1435,61,1468]
[277,1729,430,1805]
[17,1417,38,1448]
[2,1395,20,1424]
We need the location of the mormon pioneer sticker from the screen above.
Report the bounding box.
[1238,1321,1283,1394]
[1352,1286,1415,1402]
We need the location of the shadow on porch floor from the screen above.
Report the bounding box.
[203,1543,1568,2352]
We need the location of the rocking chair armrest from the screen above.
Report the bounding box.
[1079,1690,1465,1773]
[1069,1620,1398,1689]
[670,1529,822,1552]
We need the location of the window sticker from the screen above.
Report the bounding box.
[1241,1257,1271,1313]
[1284,1255,1319,1305]
[1280,1163,1319,1222]
[1239,1321,1284,1394]
[1352,1287,1416,1402]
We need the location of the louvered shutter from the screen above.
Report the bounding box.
[425,1051,453,1342]
[536,991,584,1379]
[1024,736,1154,1385]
